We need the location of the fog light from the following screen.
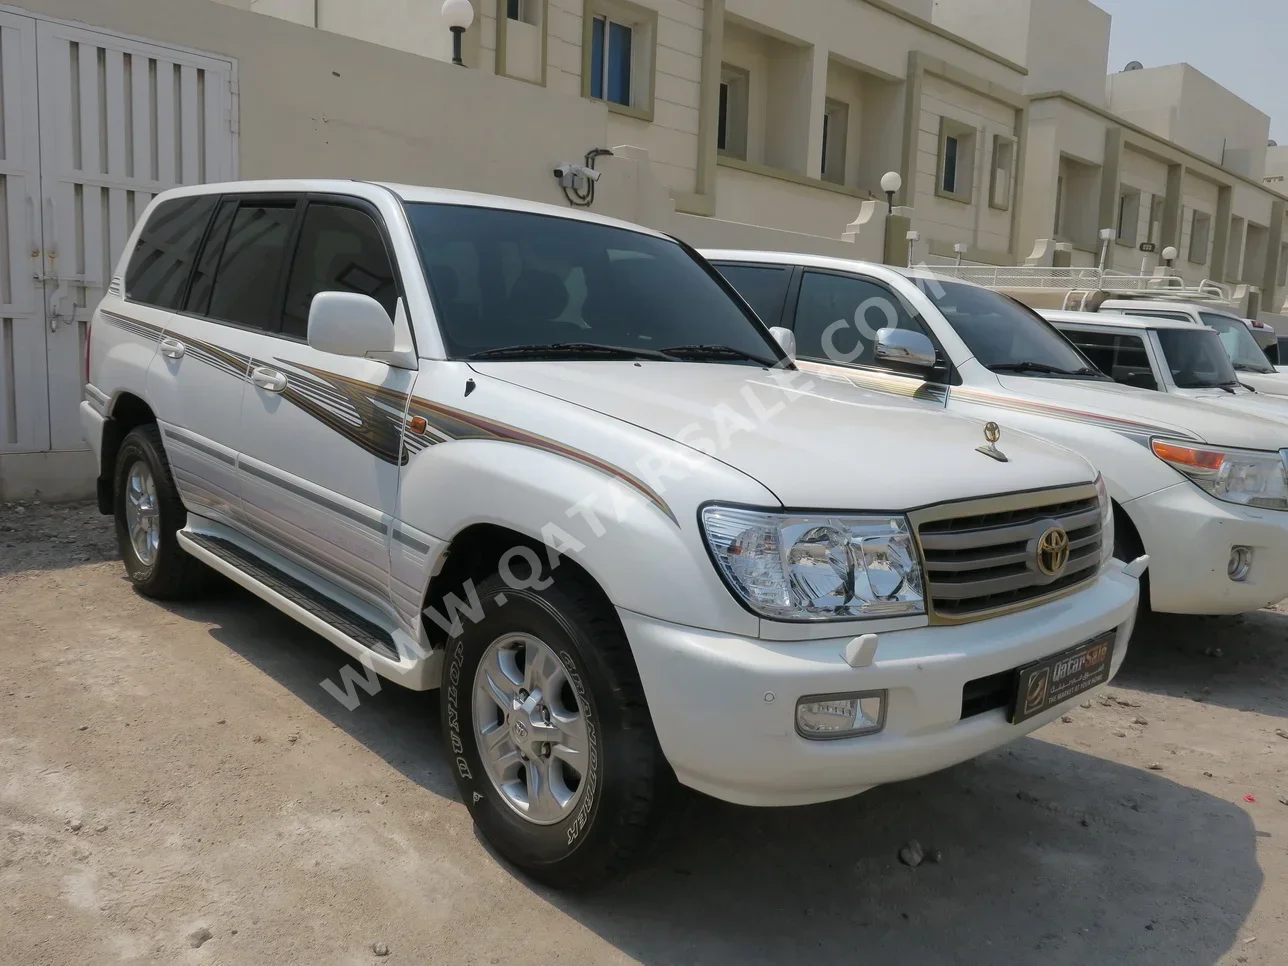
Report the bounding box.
[1228,546,1253,582]
[796,691,886,740]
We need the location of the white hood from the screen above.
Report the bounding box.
[1173,386,1288,422]
[992,375,1288,449]
[1234,370,1288,396]
[473,361,1097,510]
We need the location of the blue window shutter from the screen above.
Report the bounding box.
[607,21,632,105]
[590,17,605,99]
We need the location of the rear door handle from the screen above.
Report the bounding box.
[159,337,185,359]
[250,366,288,393]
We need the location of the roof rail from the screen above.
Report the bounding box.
[929,264,1239,309]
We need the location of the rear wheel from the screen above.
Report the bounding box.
[113,424,210,599]
[441,571,672,888]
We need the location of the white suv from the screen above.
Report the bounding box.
[706,250,1288,618]
[1097,299,1288,395]
[1043,310,1288,423]
[84,181,1139,887]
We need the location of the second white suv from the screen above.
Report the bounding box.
[82,182,1140,887]
[708,249,1288,619]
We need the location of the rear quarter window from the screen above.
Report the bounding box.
[124,196,219,310]
[713,263,792,325]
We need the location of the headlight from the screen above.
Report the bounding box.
[1094,474,1115,565]
[1151,439,1288,510]
[700,505,925,621]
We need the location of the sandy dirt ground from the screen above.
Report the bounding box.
[2,500,1287,965]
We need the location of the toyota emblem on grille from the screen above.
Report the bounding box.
[1036,526,1070,577]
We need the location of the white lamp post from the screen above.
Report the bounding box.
[1162,245,1178,270]
[1097,227,1116,272]
[880,171,902,213]
[442,0,474,66]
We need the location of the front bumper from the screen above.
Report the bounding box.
[621,565,1140,807]
[1124,481,1288,614]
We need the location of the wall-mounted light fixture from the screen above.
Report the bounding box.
[442,0,474,66]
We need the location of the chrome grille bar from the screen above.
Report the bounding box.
[910,488,1103,624]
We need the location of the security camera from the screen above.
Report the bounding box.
[553,162,602,188]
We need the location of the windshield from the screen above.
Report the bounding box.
[1154,327,1241,389]
[919,280,1104,378]
[404,203,783,365]
[1199,312,1275,373]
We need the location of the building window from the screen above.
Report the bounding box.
[718,64,749,161]
[937,117,976,204]
[1147,194,1164,245]
[1117,186,1141,247]
[583,0,655,119]
[989,135,1016,210]
[1189,210,1212,264]
[821,99,849,185]
[506,0,539,23]
[1054,175,1065,238]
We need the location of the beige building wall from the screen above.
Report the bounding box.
[914,73,1016,255]
[1107,64,1271,181]
[932,0,1110,106]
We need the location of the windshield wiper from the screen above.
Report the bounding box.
[1232,362,1273,374]
[468,342,674,361]
[989,361,1102,377]
[659,344,778,366]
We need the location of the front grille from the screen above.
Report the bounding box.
[916,493,1102,622]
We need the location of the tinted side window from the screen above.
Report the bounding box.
[793,271,926,367]
[1065,331,1157,390]
[184,200,237,317]
[205,202,297,331]
[124,195,218,310]
[714,263,791,325]
[281,203,398,340]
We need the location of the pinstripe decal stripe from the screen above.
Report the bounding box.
[950,385,1202,441]
[801,359,1199,441]
[407,397,678,525]
[94,312,674,525]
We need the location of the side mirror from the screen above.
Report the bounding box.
[873,327,936,372]
[308,291,395,359]
[769,326,796,362]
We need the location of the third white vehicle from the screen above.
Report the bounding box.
[1043,310,1288,423]
[1096,298,1288,396]
[708,250,1288,618]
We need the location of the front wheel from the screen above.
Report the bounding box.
[441,572,672,888]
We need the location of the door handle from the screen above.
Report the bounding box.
[251,366,288,393]
[159,337,186,359]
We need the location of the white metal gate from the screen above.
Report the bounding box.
[0,7,236,456]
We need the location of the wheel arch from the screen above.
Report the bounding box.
[96,392,157,514]
[419,522,620,653]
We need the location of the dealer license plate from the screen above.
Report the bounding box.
[1010,630,1117,724]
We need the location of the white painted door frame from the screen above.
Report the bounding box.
[0,3,237,463]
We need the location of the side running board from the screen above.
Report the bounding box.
[179,531,400,662]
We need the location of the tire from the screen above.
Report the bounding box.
[441,570,673,889]
[113,424,210,600]
[1113,503,1150,615]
